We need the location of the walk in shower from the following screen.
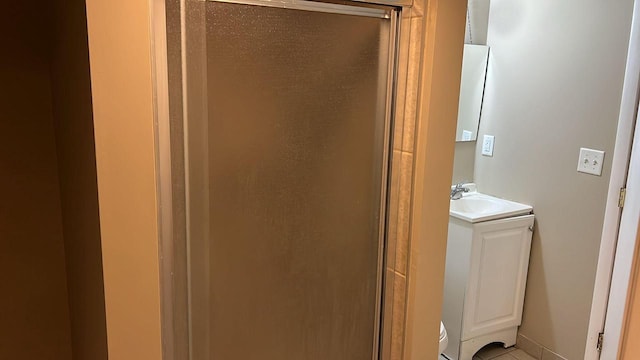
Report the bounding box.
[155,0,422,358]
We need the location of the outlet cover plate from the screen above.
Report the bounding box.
[482,135,495,156]
[577,148,605,176]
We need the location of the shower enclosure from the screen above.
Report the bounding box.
[154,0,419,358]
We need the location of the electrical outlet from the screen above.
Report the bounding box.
[577,148,605,176]
[482,135,495,156]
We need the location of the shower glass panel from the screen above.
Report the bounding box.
[180,1,398,359]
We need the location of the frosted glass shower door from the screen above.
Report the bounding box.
[185,2,397,359]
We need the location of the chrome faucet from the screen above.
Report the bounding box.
[450,183,470,200]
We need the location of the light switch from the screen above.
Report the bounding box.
[577,148,605,176]
[482,135,495,156]
[462,130,473,141]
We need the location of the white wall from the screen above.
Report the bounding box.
[473,1,634,358]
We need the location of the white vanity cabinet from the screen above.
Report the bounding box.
[442,214,534,360]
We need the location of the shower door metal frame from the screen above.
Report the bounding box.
[150,0,406,358]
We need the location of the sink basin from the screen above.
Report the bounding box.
[450,190,532,223]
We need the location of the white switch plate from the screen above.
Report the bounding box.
[482,135,495,156]
[577,148,605,176]
[462,130,473,141]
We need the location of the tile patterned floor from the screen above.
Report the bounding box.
[439,343,537,360]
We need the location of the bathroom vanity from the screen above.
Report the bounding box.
[443,187,534,360]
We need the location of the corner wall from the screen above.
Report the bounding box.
[50,0,108,358]
[85,0,163,358]
[474,1,634,358]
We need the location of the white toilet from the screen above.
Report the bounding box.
[439,321,449,355]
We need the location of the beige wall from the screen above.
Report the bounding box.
[405,0,467,359]
[85,0,163,358]
[50,0,108,358]
[452,141,476,184]
[0,3,73,359]
[472,1,634,358]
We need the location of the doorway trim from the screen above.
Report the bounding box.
[585,0,640,358]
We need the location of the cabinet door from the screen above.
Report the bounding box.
[461,215,534,341]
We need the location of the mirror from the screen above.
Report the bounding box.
[455,44,489,142]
